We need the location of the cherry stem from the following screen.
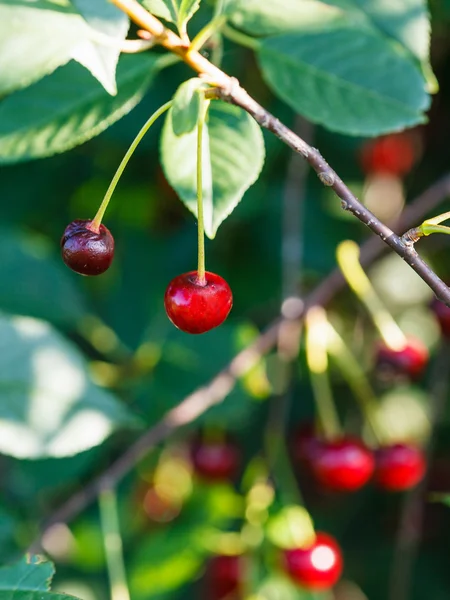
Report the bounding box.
[99,487,130,600]
[325,319,383,445]
[90,100,173,233]
[196,96,210,286]
[305,306,342,440]
[336,240,407,351]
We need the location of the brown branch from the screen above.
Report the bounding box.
[111,0,450,305]
[30,173,450,552]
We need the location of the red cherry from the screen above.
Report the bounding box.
[375,337,428,380]
[430,297,450,338]
[164,271,233,334]
[142,487,181,523]
[283,532,343,590]
[191,440,239,481]
[207,555,241,600]
[374,443,426,491]
[61,219,114,276]
[309,437,374,492]
[360,133,416,176]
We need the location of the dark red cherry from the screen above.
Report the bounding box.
[374,443,426,491]
[375,337,428,380]
[207,555,241,600]
[191,440,239,481]
[61,219,114,276]
[430,297,450,338]
[291,424,324,466]
[309,437,374,492]
[164,271,232,334]
[283,532,343,590]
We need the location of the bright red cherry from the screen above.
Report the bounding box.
[375,337,428,380]
[207,555,241,600]
[164,271,233,334]
[61,219,114,276]
[430,297,450,338]
[283,532,343,590]
[309,437,374,491]
[191,440,239,481]
[374,443,426,491]
[360,133,416,177]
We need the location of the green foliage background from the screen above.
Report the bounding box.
[1,0,450,599]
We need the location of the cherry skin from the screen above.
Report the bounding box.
[309,437,374,492]
[291,424,324,467]
[360,133,416,177]
[283,532,343,590]
[61,219,114,276]
[430,297,450,338]
[164,271,233,334]
[374,443,426,491]
[375,337,428,380]
[191,439,240,481]
[206,555,241,600]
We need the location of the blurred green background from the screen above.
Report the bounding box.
[3,1,450,600]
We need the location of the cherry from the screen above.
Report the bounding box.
[191,439,239,481]
[291,424,324,466]
[375,337,428,380]
[430,297,450,338]
[374,443,426,491]
[360,133,416,177]
[283,532,343,590]
[61,219,114,276]
[206,555,241,600]
[164,271,232,334]
[309,437,374,492]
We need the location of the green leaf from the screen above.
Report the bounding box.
[142,0,200,35]
[171,78,204,136]
[0,555,54,592]
[0,593,82,600]
[0,0,90,96]
[161,100,265,238]
[70,0,130,95]
[258,29,430,136]
[0,53,162,164]
[326,0,437,92]
[227,0,346,36]
[0,228,87,326]
[0,314,137,459]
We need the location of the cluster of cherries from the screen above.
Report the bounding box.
[192,437,343,594]
[61,220,233,334]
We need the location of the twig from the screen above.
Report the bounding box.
[110,0,450,305]
[29,174,450,551]
[388,341,450,600]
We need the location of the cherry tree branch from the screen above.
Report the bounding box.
[30,173,450,552]
[109,0,450,305]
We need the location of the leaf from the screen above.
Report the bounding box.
[70,0,130,95]
[0,314,137,459]
[325,0,437,92]
[0,0,91,96]
[161,100,265,238]
[227,0,346,36]
[0,228,87,326]
[0,555,54,592]
[0,52,162,164]
[142,0,200,35]
[171,78,204,136]
[258,28,430,136]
